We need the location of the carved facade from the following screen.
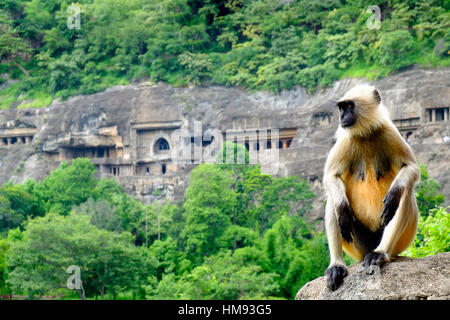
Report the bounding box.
[0,127,36,147]
[25,120,297,180]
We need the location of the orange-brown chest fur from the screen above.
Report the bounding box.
[340,129,400,232]
[342,163,398,232]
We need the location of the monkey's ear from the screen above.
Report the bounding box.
[373,89,381,104]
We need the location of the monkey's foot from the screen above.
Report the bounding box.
[325,265,348,291]
[363,251,388,274]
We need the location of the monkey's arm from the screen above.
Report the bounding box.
[323,143,354,243]
[323,143,352,290]
[325,199,348,290]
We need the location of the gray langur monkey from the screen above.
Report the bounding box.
[323,84,420,290]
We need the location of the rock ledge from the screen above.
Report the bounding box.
[295,252,450,300]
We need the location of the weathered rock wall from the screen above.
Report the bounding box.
[0,67,448,220]
[295,252,450,300]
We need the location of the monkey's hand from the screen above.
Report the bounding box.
[325,265,347,291]
[363,251,388,274]
[337,201,355,243]
[380,184,404,227]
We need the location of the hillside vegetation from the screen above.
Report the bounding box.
[1,0,449,108]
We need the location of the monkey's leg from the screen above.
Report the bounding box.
[364,160,419,274]
[324,198,348,290]
[364,191,418,274]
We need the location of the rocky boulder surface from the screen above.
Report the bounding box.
[295,252,450,300]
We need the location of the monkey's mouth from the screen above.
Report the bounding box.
[341,120,355,128]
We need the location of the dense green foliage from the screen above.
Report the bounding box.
[6,213,155,299]
[403,164,448,258]
[0,155,327,299]
[1,0,449,108]
[0,238,9,297]
[0,145,450,299]
[415,164,445,217]
[404,206,450,258]
[0,152,448,299]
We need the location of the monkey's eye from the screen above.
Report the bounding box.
[337,100,355,110]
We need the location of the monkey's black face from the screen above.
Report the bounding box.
[338,100,356,128]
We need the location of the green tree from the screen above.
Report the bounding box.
[0,11,32,77]
[178,51,213,85]
[181,164,237,263]
[144,201,177,246]
[145,250,279,300]
[109,193,147,245]
[149,237,191,280]
[0,183,40,235]
[404,206,450,258]
[6,212,155,299]
[377,30,417,69]
[34,158,98,215]
[261,214,328,298]
[415,164,445,216]
[74,197,123,233]
[253,175,315,234]
[218,142,271,248]
[0,238,10,297]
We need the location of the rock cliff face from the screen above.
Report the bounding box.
[295,252,450,300]
[0,67,449,218]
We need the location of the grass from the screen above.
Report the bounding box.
[415,51,450,68]
[0,80,53,109]
[17,93,53,109]
[340,61,391,81]
[339,47,450,82]
[0,94,18,110]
